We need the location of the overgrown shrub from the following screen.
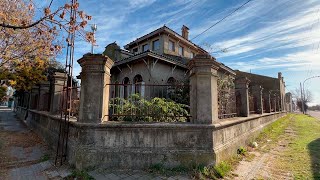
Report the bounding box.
[109,94,189,122]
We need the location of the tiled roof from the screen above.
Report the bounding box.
[113,50,236,75]
[113,50,188,68]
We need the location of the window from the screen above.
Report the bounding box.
[142,44,149,52]
[152,39,160,51]
[178,46,184,56]
[190,52,195,58]
[133,48,138,53]
[169,40,175,51]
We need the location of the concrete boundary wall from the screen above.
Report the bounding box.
[20,109,286,169]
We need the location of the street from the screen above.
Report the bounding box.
[308,111,320,120]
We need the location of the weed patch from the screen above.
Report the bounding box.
[65,170,94,180]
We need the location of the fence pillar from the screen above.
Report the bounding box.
[264,93,271,113]
[30,85,40,110]
[235,77,250,117]
[50,72,67,114]
[38,81,50,111]
[78,54,114,124]
[187,54,220,124]
[252,85,263,114]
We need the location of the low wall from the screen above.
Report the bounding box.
[19,108,286,170]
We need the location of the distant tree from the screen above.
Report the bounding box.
[309,105,320,111]
[292,88,313,112]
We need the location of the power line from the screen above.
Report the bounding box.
[191,0,254,41]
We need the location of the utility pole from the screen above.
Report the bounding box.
[300,82,305,114]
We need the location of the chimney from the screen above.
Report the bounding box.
[181,25,189,40]
[278,72,282,80]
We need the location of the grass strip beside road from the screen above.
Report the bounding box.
[275,114,320,179]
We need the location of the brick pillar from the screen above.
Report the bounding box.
[264,92,271,113]
[187,54,220,124]
[78,54,114,123]
[235,77,250,117]
[38,81,50,111]
[252,85,263,114]
[50,72,67,114]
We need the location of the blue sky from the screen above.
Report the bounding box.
[35,0,320,105]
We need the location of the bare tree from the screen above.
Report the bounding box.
[292,88,313,112]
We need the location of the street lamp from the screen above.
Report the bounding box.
[301,75,320,114]
[91,24,97,54]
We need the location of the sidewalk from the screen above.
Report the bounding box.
[0,106,192,180]
[0,106,72,180]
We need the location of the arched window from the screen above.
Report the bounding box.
[133,74,143,95]
[122,77,130,99]
[166,77,176,98]
[167,77,176,85]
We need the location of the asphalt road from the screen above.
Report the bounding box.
[308,111,320,120]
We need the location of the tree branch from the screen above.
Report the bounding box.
[0,8,62,30]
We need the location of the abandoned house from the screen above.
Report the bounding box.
[14,25,293,170]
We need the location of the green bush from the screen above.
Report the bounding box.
[109,94,189,122]
[237,146,247,155]
[213,161,231,178]
[194,161,232,179]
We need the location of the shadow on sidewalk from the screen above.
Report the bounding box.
[308,138,320,179]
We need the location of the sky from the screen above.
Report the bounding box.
[34,0,320,105]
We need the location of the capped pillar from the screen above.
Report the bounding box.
[78,54,114,123]
[38,81,50,111]
[50,72,67,114]
[235,77,250,117]
[187,54,220,124]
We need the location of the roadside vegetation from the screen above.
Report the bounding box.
[273,114,320,179]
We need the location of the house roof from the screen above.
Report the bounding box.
[123,25,207,54]
[113,50,188,68]
[113,50,236,76]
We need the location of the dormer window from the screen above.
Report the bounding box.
[169,40,175,51]
[178,46,184,56]
[152,39,160,51]
[142,44,149,52]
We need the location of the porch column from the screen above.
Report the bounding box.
[235,77,250,117]
[188,54,220,124]
[252,85,263,114]
[78,54,114,123]
[50,72,67,114]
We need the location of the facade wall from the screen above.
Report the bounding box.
[162,35,197,59]
[127,35,164,55]
[112,60,188,84]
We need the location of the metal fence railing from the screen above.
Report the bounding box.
[218,88,237,119]
[108,83,190,122]
[249,90,256,114]
[58,86,80,118]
